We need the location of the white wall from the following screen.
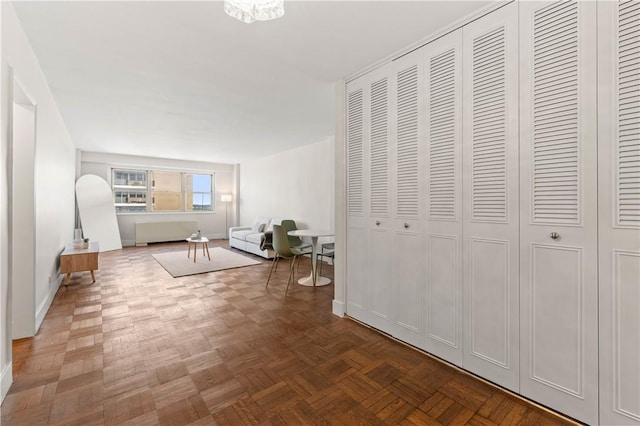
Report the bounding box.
[11,99,35,339]
[80,151,236,246]
[239,137,335,243]
[1,2,77,401]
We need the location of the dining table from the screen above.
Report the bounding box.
[287,229,334,287]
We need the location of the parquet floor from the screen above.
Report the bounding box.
[1,241,578,425]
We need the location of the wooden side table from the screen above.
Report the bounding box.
[60,242,99,285]
[186,237,210,262]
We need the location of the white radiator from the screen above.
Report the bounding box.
[135,221,198,245]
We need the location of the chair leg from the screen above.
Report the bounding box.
[285,256,296,295]
[266,256,279,288]
[292,255,297,283]
[274,257,279,272]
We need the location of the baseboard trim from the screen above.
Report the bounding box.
[1,361,12,403]
[332,299,345,317]
[35,274,62,333]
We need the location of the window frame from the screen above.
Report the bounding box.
[111,167,216,214]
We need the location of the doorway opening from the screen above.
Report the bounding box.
[10,76,37,340]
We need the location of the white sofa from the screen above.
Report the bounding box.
[228,217,281,259]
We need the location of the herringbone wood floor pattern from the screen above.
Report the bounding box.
[1,241,578,425]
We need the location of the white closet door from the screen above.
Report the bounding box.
[423,30,463,366]
[392,52,424,348]
[366,65,395,336]
[519,2,598,424]
[598,2,640,425]
[462,2,520,391]
[346,79,368,322]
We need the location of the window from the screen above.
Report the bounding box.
[151,171,182,212]
[112,169,148,212]
[111,168,214,213]
[187,174,213,211]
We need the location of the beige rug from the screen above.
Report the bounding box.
[152,247,262,277]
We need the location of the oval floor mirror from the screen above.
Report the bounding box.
[76,174,122,252]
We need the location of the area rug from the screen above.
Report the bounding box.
[152,247,262,277]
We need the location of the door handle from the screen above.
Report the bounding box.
[549,232,560,240]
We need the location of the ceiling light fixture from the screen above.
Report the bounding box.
[224,0,284,23]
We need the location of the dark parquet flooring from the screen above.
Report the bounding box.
[1,240,578,425]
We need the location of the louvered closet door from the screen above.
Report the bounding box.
[346,78,368,323]
[461,2,520,392]
[423,30,463,366]
[391,52,423,348]
[518,2,598,424]
[598,2,640,425]
[366,64,395,336]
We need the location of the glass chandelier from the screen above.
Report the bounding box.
[224,0,284,23]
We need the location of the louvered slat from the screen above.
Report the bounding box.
[397,65,419,218]
[472,27,507,221]
[347,89,364,215]
[370,78,388,216]
[532,1,580,224]
[617,0,640,227]
[429,49,456,219]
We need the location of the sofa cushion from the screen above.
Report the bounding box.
[231,230,253,241]
[245,233,264,245]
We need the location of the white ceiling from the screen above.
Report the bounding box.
[12,0,493,164]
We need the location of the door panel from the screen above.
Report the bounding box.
[529,244,583,396]
[395,60,420,220]
[519,2,598,424]
[370,75,390,219]
[598,1,640,424]
[347,85,365,219]
[391,51,423,345]
[368,228,394,335]
[346,227,367,322]
[426,234,460,364]
[365,64,395,335]
[424,29,463,366]
[395,231,422,348]
[469,238,510,369]
[462,2,520,392]
[346,78,369,323]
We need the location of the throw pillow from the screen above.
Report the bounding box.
[251,221,264,233]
